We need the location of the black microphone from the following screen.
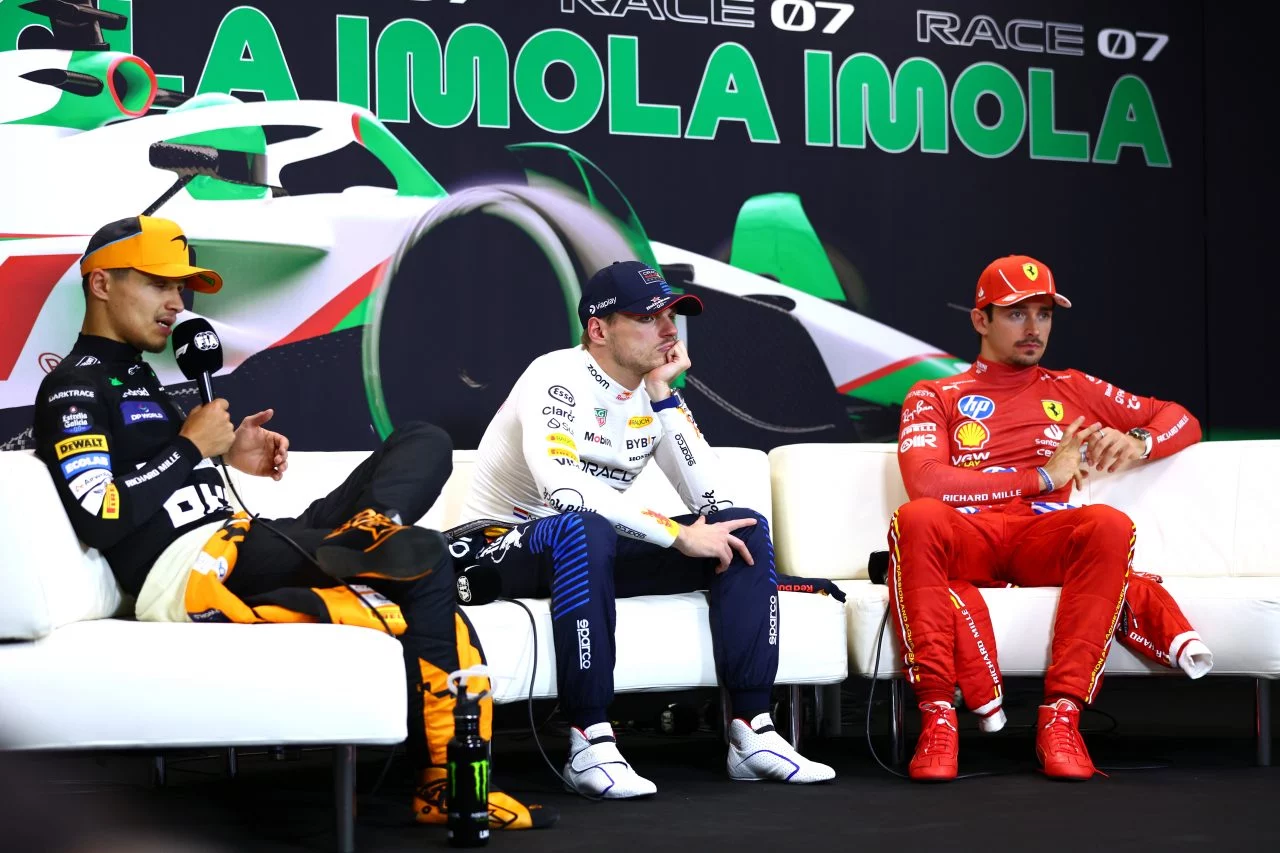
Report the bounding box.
[171,318,225,462]
[455,563,503,607]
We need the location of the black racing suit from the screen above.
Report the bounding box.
[34,335,232,594]
[33,334,486,770]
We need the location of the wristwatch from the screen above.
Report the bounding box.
[1127,427,1152,459]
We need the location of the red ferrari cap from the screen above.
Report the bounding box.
[975,255,1070,310]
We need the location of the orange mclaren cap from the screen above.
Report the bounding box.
[79,215,222,293]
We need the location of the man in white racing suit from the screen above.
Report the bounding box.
[459,261,834,798]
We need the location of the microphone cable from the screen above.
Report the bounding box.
[219,465,398,637]
[499,596,608,802]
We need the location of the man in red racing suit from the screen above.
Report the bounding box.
[889,254,1206,782]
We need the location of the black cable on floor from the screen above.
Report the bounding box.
[864,608,910,780]
[500,598,618,803]
[865,607,1002,780]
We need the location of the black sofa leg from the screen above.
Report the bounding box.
[1258,679,1273,767]
[788,685,804,749]
[334,745,357,853]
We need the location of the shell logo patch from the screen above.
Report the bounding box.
[954,420,990,450]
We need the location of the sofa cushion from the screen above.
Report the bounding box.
[0,621,407,750]
[769,440,1280,581]
[0,451,123,641]
[466,590,848,702]
[1084,439,1280,578]
[845,577,1280,680]
[769,443,907,581]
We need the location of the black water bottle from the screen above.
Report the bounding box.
[447,690,489,848]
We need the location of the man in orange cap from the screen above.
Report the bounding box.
[32,216,556,832]
[887,255,1207,781]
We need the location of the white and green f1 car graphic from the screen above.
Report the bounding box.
[0,0,966,449]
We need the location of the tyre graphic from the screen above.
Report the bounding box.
[363,184,636,447]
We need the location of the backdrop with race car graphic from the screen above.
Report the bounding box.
[2,0,1270,452]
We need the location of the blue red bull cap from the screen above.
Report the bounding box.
[578,261,703,328]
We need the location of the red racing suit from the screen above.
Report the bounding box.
[889,357,1201,709]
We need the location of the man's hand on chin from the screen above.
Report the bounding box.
[644,340,691,402]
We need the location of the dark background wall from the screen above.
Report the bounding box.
[1204,3,1279,438]
[3,0,1276,449]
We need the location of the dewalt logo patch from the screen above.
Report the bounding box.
[55,434,108,460]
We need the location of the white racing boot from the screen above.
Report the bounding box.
[563,722,657,799]
[727,713,836,783]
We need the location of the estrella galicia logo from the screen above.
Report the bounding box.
[958,394,996,420]
[548,385,575,407]
[120,400,169,424]
[60,406,92,434]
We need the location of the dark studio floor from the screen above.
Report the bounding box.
[3,677,1276,853]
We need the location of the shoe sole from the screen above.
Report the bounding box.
[1036,749,1095,781]
[729,775,834,784]
[728,764,836,784]
[563,782,656,799]
[316,528,449,581]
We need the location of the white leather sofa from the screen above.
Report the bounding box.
[769,440,1280,766]
[0,445,847,850]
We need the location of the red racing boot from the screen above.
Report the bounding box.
[1036,698,1097,780]
[908,701,959,781]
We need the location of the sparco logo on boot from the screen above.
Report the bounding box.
[577,618,592,669]
[768,595,778,646]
